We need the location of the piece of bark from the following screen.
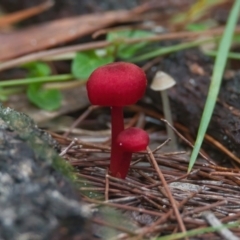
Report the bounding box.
[147,49,240,159]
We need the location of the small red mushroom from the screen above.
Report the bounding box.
[116,127,149,179]
[87,62,147,177]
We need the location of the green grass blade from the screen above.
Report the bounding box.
[129,38,213,62]
[0,74,73,87]
[155,221,240,240]
[206,50,240,60]
[188,0,240,172]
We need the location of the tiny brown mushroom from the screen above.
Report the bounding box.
[150,71,177,150]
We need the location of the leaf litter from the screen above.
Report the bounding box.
[1,0,240,239]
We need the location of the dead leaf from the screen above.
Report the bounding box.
[0,0,54,28]
[0,9,136,61]
[4,86,89,123]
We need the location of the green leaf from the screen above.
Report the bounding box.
[71,50,114,79]
[188,0,240,172]
[185,22,210,31]
[107,29,154,59]
[185,19,217,32]
[233,34,240,43]
[0,87,24,101]
[27,83,62,111]
[22,62,51,77]
[0,94,8,101]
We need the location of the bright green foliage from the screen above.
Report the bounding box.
[186,22,210,31]
[22,61,62,111]
[232,34,240,43]
[107,29,154,59]
[0,87,24,101]
[0,88,8,101]
[23,61,51,77]
[27,83,62,111]
[71,50,114,80]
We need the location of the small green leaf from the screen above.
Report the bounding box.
[0,94,8,101]
[107,29,154,59]
[185,23,210,31]
[0,87,24,101]
[185,19,217,32]
[27,83,62,111]
[71,50,114,79]
[22,62,51,77]
[233,34,240,43]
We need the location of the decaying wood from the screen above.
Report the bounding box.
[147,48,240,161]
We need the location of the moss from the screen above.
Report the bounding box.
[0,104,76,181]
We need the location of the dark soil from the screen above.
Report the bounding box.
[147,48,240,162]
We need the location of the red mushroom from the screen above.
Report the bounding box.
[86,62,147,177]
[116,127,149,179]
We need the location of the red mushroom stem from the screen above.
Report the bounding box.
[115,151,132,179]
[86,62,147,178]
[109,106,124,176]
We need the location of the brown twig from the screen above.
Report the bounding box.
[105,172,109,201]
[63,105,98,137]
[0,0,54,27]
[147,146,187,237]
[161,119,215,165]
[3,26,240,71]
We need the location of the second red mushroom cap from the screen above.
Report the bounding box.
[116,127,149,152]
[86,62,147,107]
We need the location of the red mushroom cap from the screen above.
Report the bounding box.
[116,127,149,152]
[86,62,147,106]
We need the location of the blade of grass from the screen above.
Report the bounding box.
[129,38,214,62]
[155,221,240,240]
[206,50,240,60]
[188,0,240,172]
[0,74,73,87]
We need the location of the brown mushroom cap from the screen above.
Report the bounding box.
[87,62,147,106]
